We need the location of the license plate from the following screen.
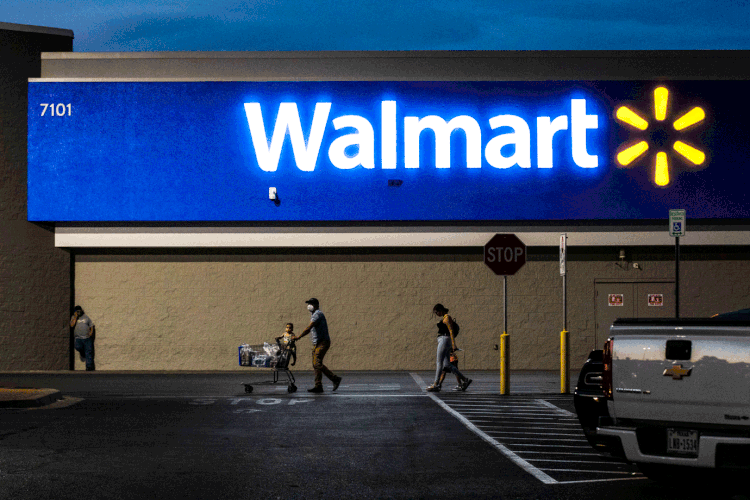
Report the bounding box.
[667,428,699,456]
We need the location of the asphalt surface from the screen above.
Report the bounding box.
[1,371,748,500]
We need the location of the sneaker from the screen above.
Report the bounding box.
[461,378,473,392]
[451,385,463,391]
[332,376,342,392]
[307,386,324,393]
[426,384,441,392]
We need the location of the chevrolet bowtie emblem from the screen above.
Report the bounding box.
[663,364,692,380]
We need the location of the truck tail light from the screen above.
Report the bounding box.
[602,338,613,399]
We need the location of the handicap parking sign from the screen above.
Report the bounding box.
[669,209,686,237]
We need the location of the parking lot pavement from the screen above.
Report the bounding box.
[1,371,573,500]
[410,372,645,485]
[5,371,748,499]
[435,393,643,484]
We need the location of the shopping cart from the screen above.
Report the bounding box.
[238,338,297,393]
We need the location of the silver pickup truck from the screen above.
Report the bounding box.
[574,310,750,480]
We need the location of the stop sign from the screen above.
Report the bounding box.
[484,234,527,275]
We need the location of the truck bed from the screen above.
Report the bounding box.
[609,322,750,429]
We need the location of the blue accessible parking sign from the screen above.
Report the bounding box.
[669,209,686,237]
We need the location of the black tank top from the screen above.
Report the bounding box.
[437,320,450,337]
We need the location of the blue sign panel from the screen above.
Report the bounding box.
[27,80,750,221]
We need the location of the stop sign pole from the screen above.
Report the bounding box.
[484,234,527,395]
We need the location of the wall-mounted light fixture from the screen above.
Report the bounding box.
[616,249,628,269]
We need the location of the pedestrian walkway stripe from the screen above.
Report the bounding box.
[410,372,558,485]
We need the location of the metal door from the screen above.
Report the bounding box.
[595,283,635,350]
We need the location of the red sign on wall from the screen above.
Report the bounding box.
[608,294,624,307]
[648,294,664,306]
[484,234,527,276]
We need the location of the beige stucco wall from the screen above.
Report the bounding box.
[72,251,750,371]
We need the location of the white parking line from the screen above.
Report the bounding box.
[527,459,621,464]
[539,469,638,474]
[484,436,587,442]
[476,425,584,430]
[446,404,543,408]
[409,374,639,485]
[535,399,576,417]
[455,408,560,412]
[555,477,646,484]
[517,451,606,456]
[458,412,572,417]
[485,431,585,437]
[457,415,573,420]
[506,444,592,449]
[410,372,558,485]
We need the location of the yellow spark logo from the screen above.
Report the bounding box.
[615,86,707,187]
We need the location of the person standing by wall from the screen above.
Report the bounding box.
[70,306,95,371]
[426,304,471,392]
[293,298,342,393]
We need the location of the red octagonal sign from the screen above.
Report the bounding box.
[484,234,527,276]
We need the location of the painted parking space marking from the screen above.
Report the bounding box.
[409,372,643,485]
[454,395,642,483]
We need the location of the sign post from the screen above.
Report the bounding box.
[484,234,527,395]
[669,210,686,319]
[560,234,568,394]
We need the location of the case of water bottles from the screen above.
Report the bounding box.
[237,339,297,393]
[238,342,288,368]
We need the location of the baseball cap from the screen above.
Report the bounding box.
[305,298,319,307]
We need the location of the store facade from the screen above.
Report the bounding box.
[0,22,73,371]
[10,43,750,371]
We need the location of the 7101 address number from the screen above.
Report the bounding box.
[39,103,72,117]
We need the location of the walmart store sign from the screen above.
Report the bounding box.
[27,81,750,222]
[244,98,599,172]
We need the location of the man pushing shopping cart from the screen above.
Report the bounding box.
[290,298,342,394]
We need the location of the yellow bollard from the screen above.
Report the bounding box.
[560,330,569,394]
[500,332,510,395]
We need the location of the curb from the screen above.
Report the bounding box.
[0,388,64,409]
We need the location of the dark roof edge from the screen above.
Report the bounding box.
[0,21,73,38]
[40,49,750,60]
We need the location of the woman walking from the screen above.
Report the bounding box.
[426,304,472,392]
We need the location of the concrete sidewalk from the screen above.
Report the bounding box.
[0,370,581,408]
[0,386,63,408]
